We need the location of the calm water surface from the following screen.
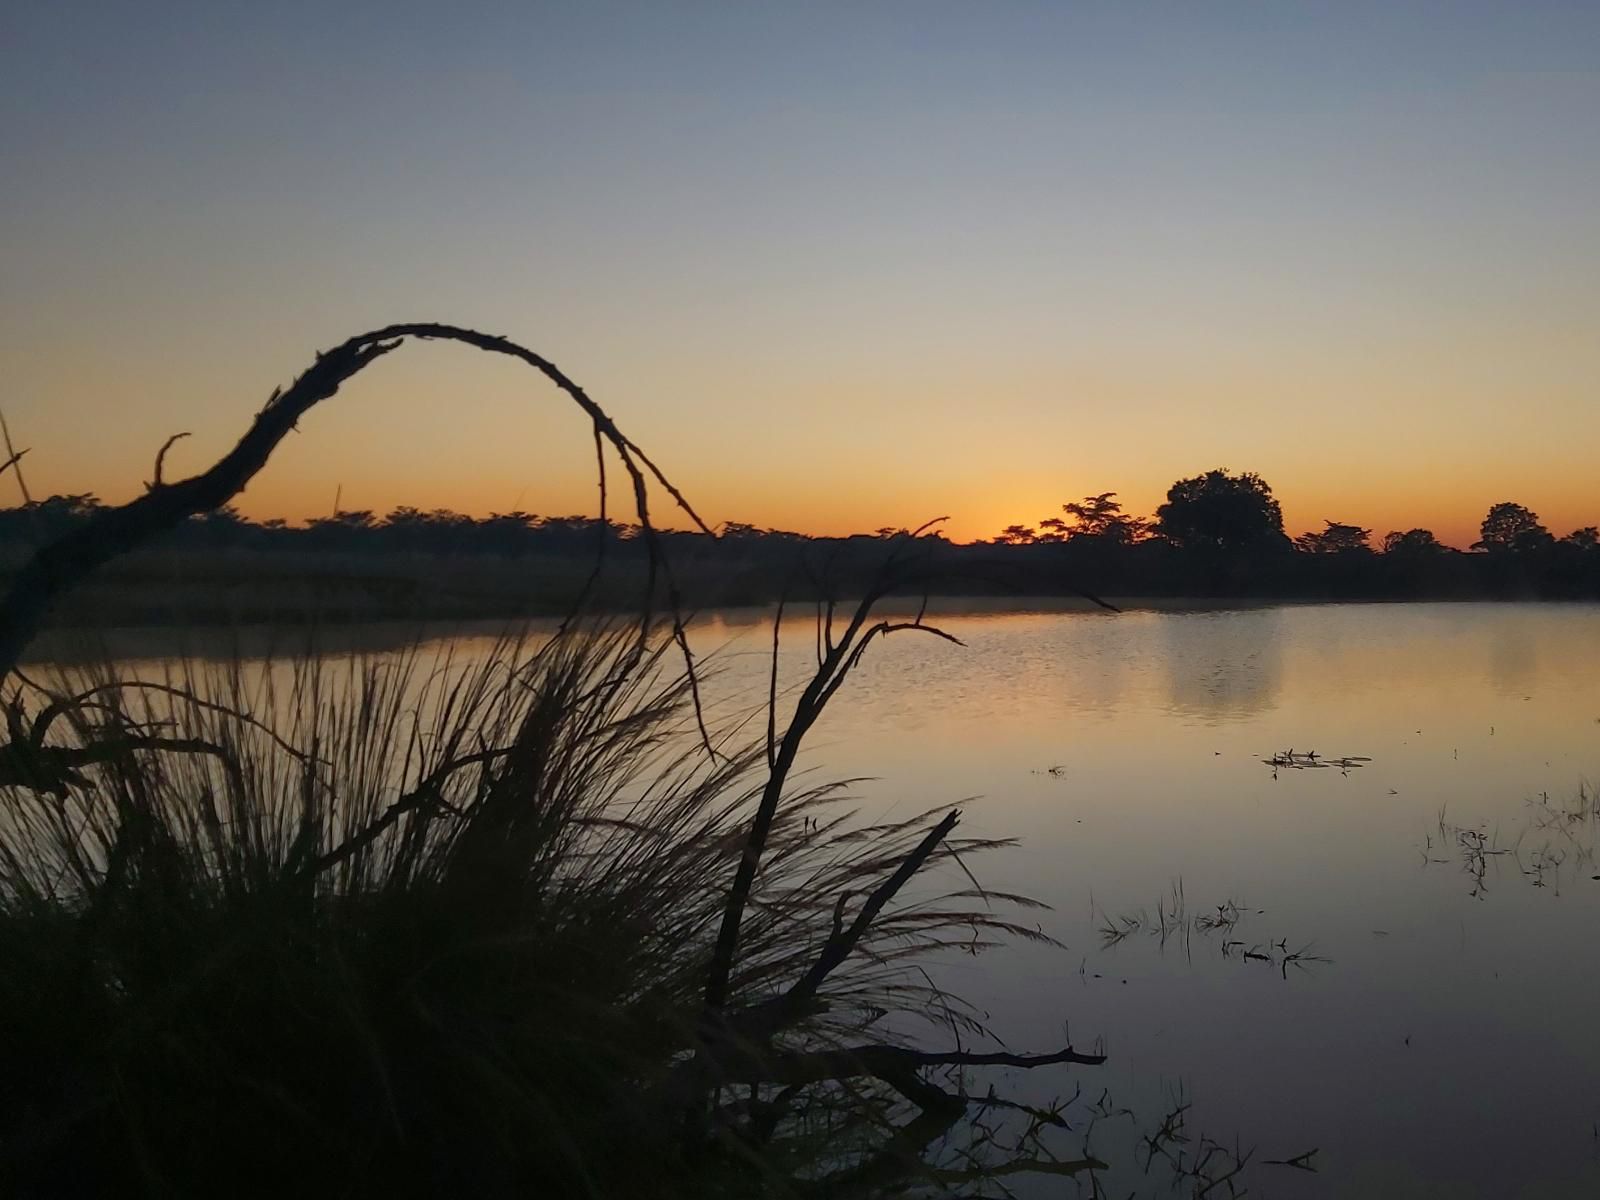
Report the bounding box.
[712,601,1600,1198]
[43,601,1600,1196]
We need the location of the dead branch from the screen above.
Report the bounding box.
[0,323,710,675]
[703,534,962,1014]
[306,745,514,875]
[0,732,243,797]
[149,432,190,489]
[18,677,320,766]
[768,808,961,1029]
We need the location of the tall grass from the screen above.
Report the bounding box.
[0,618,1076,1197]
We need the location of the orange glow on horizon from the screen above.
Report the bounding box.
[5,6,1598,558]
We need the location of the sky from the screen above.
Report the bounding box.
[3,1,1597,546]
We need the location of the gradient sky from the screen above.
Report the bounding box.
[4,1,1597,546]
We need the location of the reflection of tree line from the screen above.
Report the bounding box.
[1160,609,1283,719]
[3,467,1596,608]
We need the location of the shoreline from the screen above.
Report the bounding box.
[23,593,1597,666]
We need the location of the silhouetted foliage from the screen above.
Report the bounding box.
[1381,528,1446,556]
[1294,520,1372,555]
[3,479,1597,626]
[1057,492,1152,545]
[1474,502,1552,554]
[1154,469,1285,552]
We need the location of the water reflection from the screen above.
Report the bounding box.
[1159,608,1284,721]
[1487,619,1538,697]
[21,601,1600,1197]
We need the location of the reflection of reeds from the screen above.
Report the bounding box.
[1426,782,1599,898]
[1094,882,1326,977]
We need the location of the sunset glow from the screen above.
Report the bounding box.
[5,2,1596,547]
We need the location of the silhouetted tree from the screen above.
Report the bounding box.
[1056,492,1151,544]
[1381,528,1447,556]
[310,510,376,531]
[1034,516,1068,543]
[1154,469,1284,551]
[477,511,540,555]
[1294,520,1372,554]
[994,524,1037,545]
[184,504,251,549]
[0,494,103,544]
[1563,526,1598,549]
[303,509,377,551]
[1473,502,1552,553]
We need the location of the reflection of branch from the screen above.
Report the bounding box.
[796,1046,1108,1197]
[760,1043,1108,1086]
[0,323,709,674]
[926,1153,1109,1185]
[1263,1147,1319,1172]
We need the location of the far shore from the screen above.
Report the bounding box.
[23,592,1592,667]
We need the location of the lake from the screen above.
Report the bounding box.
[30,600,1600,1196]
[748,600,1600,1199]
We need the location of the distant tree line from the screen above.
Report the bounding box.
[0,496,697,556]
[2,470,1597,603]
[987,469,1600,599]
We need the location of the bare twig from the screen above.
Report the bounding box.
[148,432,191,489]
[0,409,32,506]
[307,746,515,875]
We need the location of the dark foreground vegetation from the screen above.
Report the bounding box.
[4,615,1112,1197]
[4,475,1595,631]
[0,327,1127,1199]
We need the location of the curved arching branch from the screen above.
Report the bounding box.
[0,323,712,674]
